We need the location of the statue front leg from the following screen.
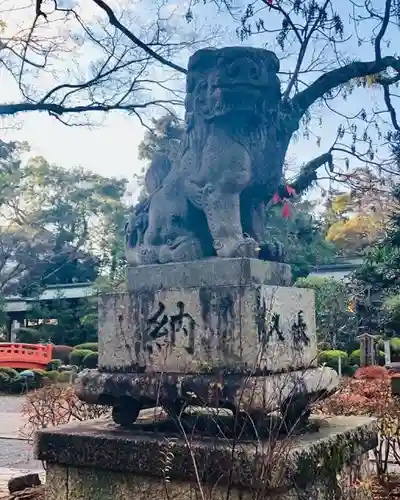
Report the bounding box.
[202,184,259,258]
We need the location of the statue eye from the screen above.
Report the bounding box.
[227,63,240,78]
[250,66,259,80]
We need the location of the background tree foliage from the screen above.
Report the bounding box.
[324,187,392,257]
[25,297,98,347]
[0,139,128,296]
[295,276,357,350]
[262,200,336,279]
[352,182,400,336]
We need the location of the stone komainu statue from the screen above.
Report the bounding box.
[126,46,287,265]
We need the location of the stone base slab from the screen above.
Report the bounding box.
[76,366,339,414]
[126,258,292,292]
[37,416,376,500]
[99,284,317,374]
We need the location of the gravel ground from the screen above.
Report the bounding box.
[0,440,39,470]
[0,396,41,471]
[0,397,24,415]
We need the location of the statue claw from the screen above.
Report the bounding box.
[214,237,259,259]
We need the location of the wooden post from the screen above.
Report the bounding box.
[357,333,377,366]
[384,340,391,366]
[337,354,342,377]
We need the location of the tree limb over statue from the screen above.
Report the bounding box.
[290,57,400,122]
[277,152,334,200]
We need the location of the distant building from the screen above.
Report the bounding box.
[308,258,363,281]
[4,282,96,340]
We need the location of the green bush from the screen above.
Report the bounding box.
[349,349,360,365]
[0,372,10,392]
[83,352,98,369]
[15,327,44,344]
[46,359,62,371]
[0,367,18,378]
[43,371,59,382]
[32,369,47,377]
[8,377,24,394]
[390,337,400,354]
[57,371,77,384]
[27,369,46,389]
[319,350,348,371]
[70,349,93,367]
[74,343,98,352]
[52,345,74,364]
[342,364,357,376]
[349,349,385,366]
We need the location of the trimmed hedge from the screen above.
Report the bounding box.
[391,337,400,353]
[0,367,18,378]
[0,367,57,392]
[46,359,62,371]
[349,348,385,366]
[83,352,98,369]
[57,371,77,383]
[319,350,348,371]
[53,345,74,364]
[0,372,10,391]
[44,371,59,382]
[70,349,93,367]
[74,343,98,352]
[32,369,47,377]
[15,327,44,344]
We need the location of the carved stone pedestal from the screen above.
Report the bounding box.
[36,416,376,500]
[76,258,338,428]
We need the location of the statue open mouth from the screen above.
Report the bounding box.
[204,85,265,119]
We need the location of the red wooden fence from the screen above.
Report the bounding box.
[0,343,53,369]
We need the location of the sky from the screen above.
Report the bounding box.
[0,0,397,203]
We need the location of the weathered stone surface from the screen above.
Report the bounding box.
[37,416,376,500]
[126,258,292,292]
[76,366,338,413]
[125,47,292,266]
[98,284,316,374]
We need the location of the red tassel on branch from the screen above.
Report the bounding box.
[285,185,296,196]
[272,192,281,204]
[282,203,290,218]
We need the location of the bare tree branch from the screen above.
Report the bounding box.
[0,100,182,117]
[282,0,330,101]
[291,56,400,119]
[372,0,400,131]
[91,0,187,75]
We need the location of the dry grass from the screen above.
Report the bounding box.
[371,474,400,499]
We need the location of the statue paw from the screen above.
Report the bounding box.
[138,246,159,265]
[214,237,259,258]
[125,247,142,266]
[159,237,203,263]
